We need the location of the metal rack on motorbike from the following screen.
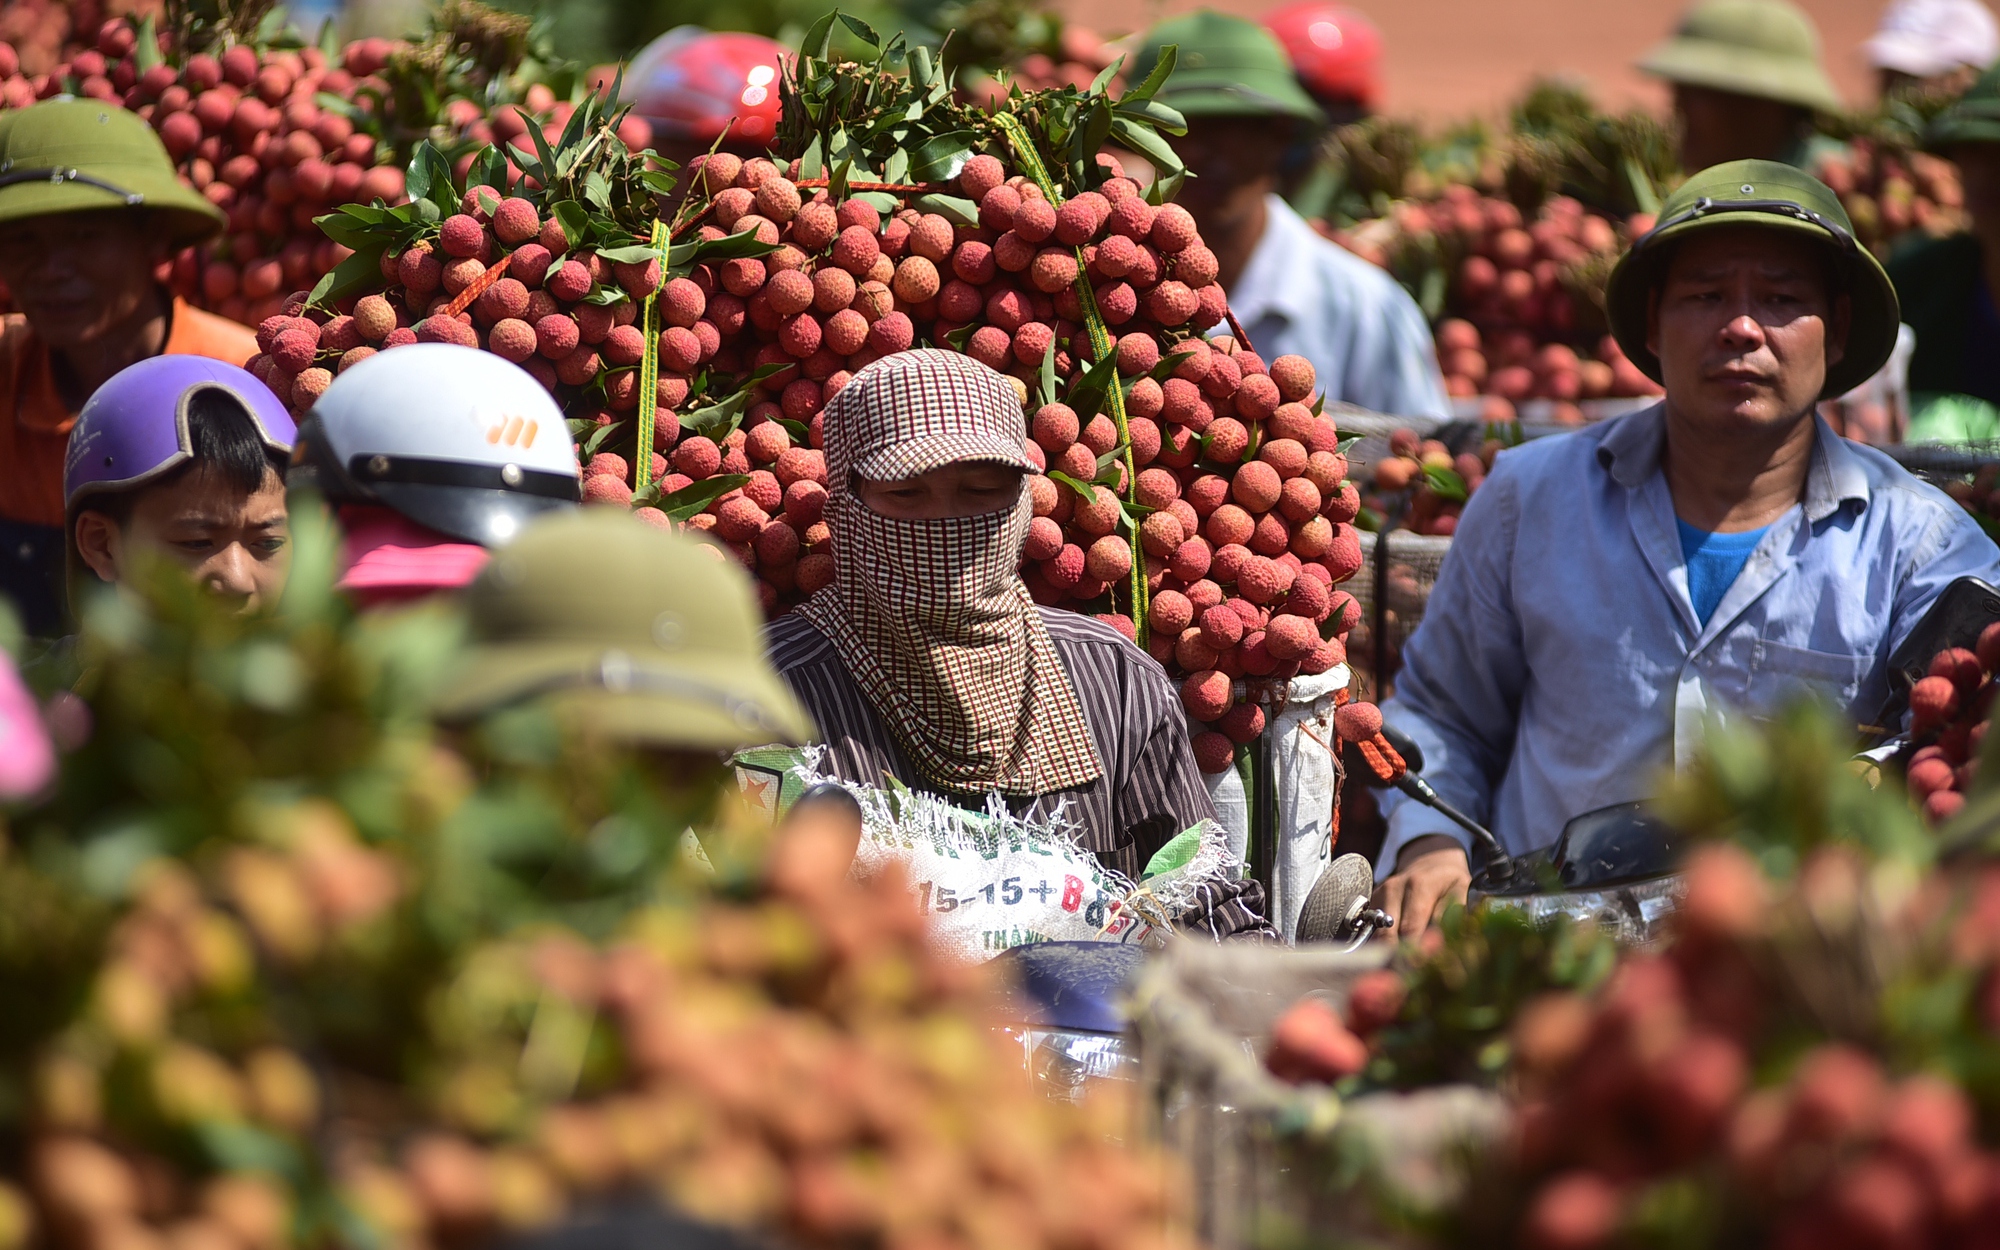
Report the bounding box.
[1132,942,1507,1249]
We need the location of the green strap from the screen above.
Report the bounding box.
[994,114,1151,645]
[633,218,669,493]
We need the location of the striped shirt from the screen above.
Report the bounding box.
[765,606,1272,938]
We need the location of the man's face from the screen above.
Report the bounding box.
[0,210,165,349]
[76,465,292,612]
[854,462,1025,520]
[1646,225,1849,431]
[1172,116,1288,238]
[1672,85,1806,172]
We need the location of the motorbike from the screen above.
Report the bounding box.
[1301,576,2000,944]
[987,940,1147,1102]
[1295,726,1686,945]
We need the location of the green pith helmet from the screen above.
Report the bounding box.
[1604,159,1901,399]
[1929,61,2000,148]
[1129,10,1326,124]
[1639,0,1843,114]
[0,98,224,246]
[434,510,815,751]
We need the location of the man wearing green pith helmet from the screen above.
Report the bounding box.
[1126,11,1449,419]
[0,98,258,637]
[1640,0,1846,171]
[1371,160,2000,940]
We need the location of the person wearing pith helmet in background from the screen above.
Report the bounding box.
[0,97,259,636]
[1263,2,1385,222]
[434,507,815,765]
[1125,12,1448,419]
[1640,0,1846,172]
[1371,161,2000,940]
[1889,63,2000,442]
[1864,0,1998,100]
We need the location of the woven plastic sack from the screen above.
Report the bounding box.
[735,747,1247,961]
[1348,529,1453,701]
[1198,666,1351,943]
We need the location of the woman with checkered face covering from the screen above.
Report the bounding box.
[764,349,1271,938]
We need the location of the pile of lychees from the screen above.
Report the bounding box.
[1899,624,2000,824]
[1332,188,1662,419]
[303,139,1374,769]
[0,10,647,330]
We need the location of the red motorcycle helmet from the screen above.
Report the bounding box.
[628,28,787,149]
[1263,2,1384,113]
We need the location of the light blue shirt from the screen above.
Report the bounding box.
[1677,519,1772,625]
[1378,404,2000,873]
[1222,195,1450,420]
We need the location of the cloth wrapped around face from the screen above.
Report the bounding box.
[795,348,1106,797]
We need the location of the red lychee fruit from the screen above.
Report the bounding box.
[1181,669,1234,722]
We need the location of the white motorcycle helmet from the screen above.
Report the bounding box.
[290,344,581,547]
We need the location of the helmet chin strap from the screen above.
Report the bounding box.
[0,165,144,205]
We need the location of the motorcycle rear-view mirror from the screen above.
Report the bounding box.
[1550,802,1679,890]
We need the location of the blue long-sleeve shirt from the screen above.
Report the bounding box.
[1222,196,1450,420]
[1378,403,2000,875]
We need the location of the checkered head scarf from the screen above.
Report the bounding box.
[796,349,1106,796]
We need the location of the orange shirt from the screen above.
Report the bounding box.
[0,298,258,528]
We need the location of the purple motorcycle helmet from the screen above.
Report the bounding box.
[65,356,295,508]
[63,356,294,609]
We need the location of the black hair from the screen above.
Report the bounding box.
[78,387,285,527]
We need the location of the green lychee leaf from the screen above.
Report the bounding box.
[1122,43,1178,104]
[1047,470,1096,503]
[1038,337,1058,410]
[908,131,979,183]
[1088,56,1125,98]
[1421,464,1469,503]
[313,92,362,120]
[552,202,588,255]
[470,149,510,197]
[665,230,778,275]
[657,474,752,522]
[305,245,388,311]
[912,193,979,227]
[1149,350,1194,382]
[1337,435,1362,455]
[777,418,810,444]
[1115,98,1188,136]
[581,421,624,456]
[1062,351,1121,424]
[132,15,162,73]
[838,12,881,48]
[595,244,661,265]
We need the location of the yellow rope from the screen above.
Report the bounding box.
[633,217,669,492]
[993,113,1150,644]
